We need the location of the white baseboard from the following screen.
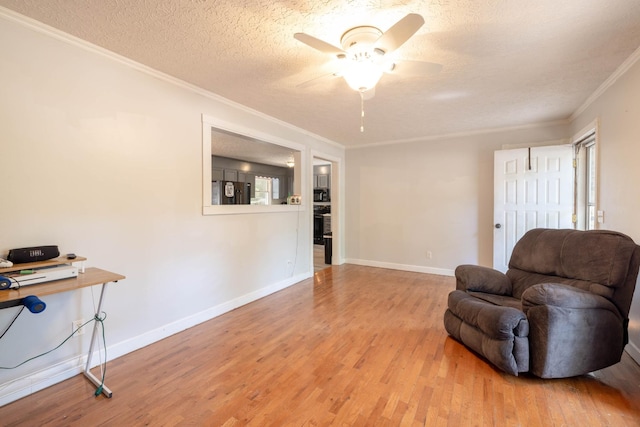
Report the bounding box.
[345,258,454,277]
[0,272,310,407]
[0,357,85,407]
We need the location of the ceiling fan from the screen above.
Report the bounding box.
[294,13,442,100]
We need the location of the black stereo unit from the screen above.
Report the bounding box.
[7,245,60,264]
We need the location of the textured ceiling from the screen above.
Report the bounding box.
[1,1,640,147]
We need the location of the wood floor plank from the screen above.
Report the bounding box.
[1,264,639,426]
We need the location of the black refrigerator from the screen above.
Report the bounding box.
[212,181,251,205]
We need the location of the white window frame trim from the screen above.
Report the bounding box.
[571,119,599,230]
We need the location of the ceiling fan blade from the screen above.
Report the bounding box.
[294,33,346,57]
[391,60,443,76]
[374,13,425,55]
[296,71,340,89]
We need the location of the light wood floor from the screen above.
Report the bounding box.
[314,244,329,272]
[1,265,639,426]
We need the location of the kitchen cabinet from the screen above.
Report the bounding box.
[224,169,238,181]
[317,174,329,189]
[313,165,331,189]
[212,167,224,181]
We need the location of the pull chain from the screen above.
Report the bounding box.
[360,91,365,133]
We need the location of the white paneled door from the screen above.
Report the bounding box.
[493,145,574,272]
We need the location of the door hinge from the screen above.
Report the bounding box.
[572,159,577,168]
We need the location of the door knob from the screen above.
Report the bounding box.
[495,223,502,229]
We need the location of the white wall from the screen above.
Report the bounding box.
[0,13,343,404]
[571,50,640,364]
[345,123,569,274]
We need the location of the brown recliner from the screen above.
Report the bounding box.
[444,228,640,378]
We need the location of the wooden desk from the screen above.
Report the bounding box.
[0,257,125,397]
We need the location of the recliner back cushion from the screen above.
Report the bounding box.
[509,229,635,288]
[507,268,614,300]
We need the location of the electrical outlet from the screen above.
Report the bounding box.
[426,251,433,260]
[73,319,85,336]
[288,195,302,205]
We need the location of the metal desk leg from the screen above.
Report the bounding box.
[83,282,112,398]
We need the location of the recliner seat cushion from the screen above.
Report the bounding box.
[468,291,522,310]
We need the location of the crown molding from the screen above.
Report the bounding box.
[346,119,571,150]
[570,45,640,121]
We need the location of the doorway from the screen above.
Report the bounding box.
[313,158,332,272]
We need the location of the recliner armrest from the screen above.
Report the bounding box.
[455,264,512,295]
[521,283,620,315]
[521,282,625,377]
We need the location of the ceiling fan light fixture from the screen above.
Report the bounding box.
[338,26,385,92]
[342,60,383,92]
[294,14,436,131]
